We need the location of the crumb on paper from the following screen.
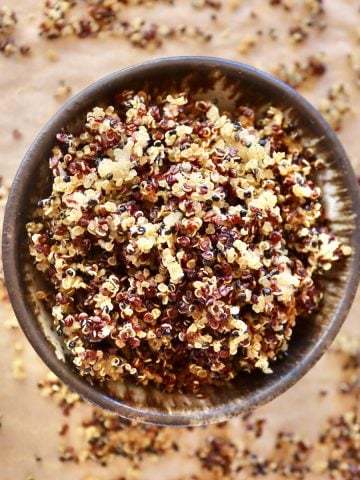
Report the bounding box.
[39,1,213,49]
[274,54,327,89]
[47,49,58,62]
[54,82,72,101]
[58,423,69,436]
[0,6,31,57]
[237,34,258,54]
[37,371,81,415]
[0,5,17,36]
[4,316,19,329]
[14,341,23,352]
[12,358,26,380]
[12,129,22,140]
[347,53,360,89]
[318,83,352,131]
[227,0,241,10]
[287,0,327,44]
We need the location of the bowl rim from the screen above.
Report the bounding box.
[3,56,360,426]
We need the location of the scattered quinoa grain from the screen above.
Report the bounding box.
[12,357,26,380]
[37,372,81,415]
[0,6,17,37]
[0,6,30,57]
[12,128,22,140]
[54,82,72,101]
[35,333,360,475]
[319,83,352,131]
[274,54,327,89]
[14,341,23,352]
[347,53,360,89]
[46,48,59,62]
[4,316,18,329]
[39,0,213,49]
[237,34,259,54]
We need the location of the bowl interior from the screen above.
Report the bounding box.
[3,58,360,426]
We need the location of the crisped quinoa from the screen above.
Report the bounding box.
[26,92,351,394]
[0,5,17,36]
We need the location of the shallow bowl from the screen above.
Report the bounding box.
[3,57,360,426]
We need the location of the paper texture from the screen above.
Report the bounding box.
[0,1,359,479]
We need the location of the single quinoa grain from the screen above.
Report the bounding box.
[27,92,351,394]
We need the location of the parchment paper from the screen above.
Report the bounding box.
[0,1,359,479]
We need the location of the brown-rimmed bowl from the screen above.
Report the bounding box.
[3,57,360,426]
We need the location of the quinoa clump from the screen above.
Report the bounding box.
[26,91,351,394]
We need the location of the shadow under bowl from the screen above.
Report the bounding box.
[2,57,360,426]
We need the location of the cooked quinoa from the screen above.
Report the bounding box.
[0,5,17,36]
[26,92,351,394]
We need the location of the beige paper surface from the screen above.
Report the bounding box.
[0,1,359,479]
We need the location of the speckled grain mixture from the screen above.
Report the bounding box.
[26,91,350,393]
[39,0,217,48]
[0,5,31,56]
[1,0,360,479]
[35,336,360,478]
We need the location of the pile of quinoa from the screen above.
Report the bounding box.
[27,91,351,394]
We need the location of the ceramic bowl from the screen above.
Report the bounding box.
[3,57,360,426]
